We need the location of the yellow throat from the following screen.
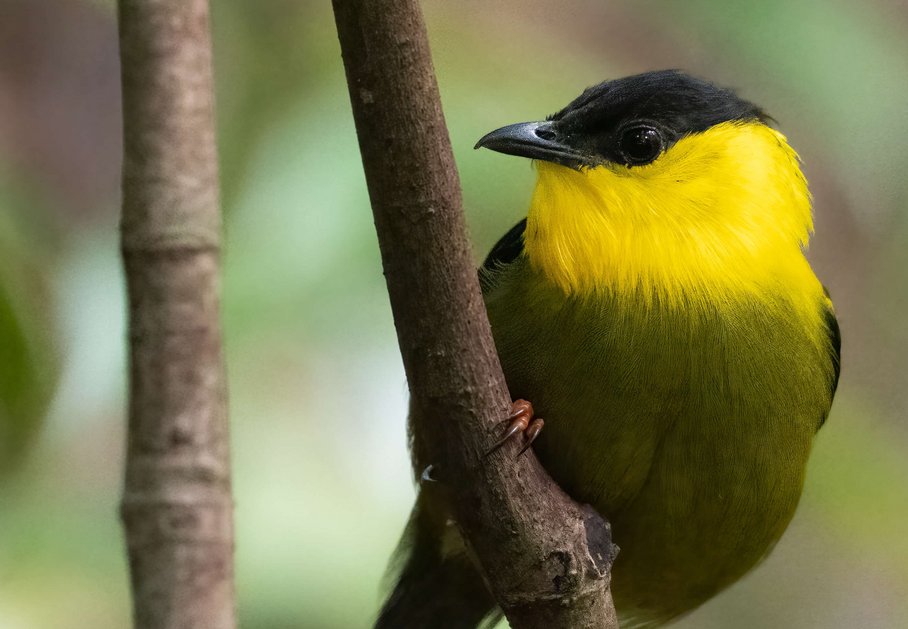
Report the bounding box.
[524,121,822,311]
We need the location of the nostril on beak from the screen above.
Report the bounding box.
[535,126,557,141]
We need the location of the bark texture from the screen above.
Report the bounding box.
[118,1,235,628]
[331,1,619,627]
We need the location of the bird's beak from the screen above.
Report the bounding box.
[474,121,587,169]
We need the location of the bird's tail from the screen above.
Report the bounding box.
[375,493,496,629]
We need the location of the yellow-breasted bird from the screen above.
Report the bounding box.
[376,70,840,629]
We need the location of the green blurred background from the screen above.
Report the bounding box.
[1,0,906,627]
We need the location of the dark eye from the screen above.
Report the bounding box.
[618,125,664,165]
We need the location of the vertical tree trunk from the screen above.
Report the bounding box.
[117,1,235,628]
[331,1,619,627]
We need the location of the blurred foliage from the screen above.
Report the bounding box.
[0,179,58,473]
[0,0,906,628]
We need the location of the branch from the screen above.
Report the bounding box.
[118,1,235,627]
[331,1,618,627]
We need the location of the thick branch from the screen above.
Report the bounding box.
[118,1,234,628]
[331,1,618,627]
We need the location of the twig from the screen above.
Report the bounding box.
[118,1,235,627]
[331,1,618,626]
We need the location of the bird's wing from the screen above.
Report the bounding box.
[824,307,841,397]
[819,288,841,429]
[479,218,527,291]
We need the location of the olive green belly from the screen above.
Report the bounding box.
[485,276,829,624]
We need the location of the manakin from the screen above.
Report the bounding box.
[377,70,840,629]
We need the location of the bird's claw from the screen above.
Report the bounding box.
[486,399,545,457]
[420,464,438,483]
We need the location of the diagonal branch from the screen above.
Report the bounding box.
[118,1,235,627]
[331,1,619,627]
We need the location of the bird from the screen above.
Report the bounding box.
[375,69,840,629]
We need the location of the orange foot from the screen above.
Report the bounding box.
[487,399,545,457]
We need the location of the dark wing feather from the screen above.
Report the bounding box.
[824,306,841,397]
[819,288,841,428]
[479,218,526,291]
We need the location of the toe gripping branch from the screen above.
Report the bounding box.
[486,399,544,457]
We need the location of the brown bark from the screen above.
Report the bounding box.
[117,1,235,628]
[331,1,619,627]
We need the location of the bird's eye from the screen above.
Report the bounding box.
[618,125,664,165]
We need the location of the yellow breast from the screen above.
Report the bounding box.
[524,121,828,325]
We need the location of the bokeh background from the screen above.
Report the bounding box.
[1,0,906,627]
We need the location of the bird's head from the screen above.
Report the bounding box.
[476,70,814,303]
